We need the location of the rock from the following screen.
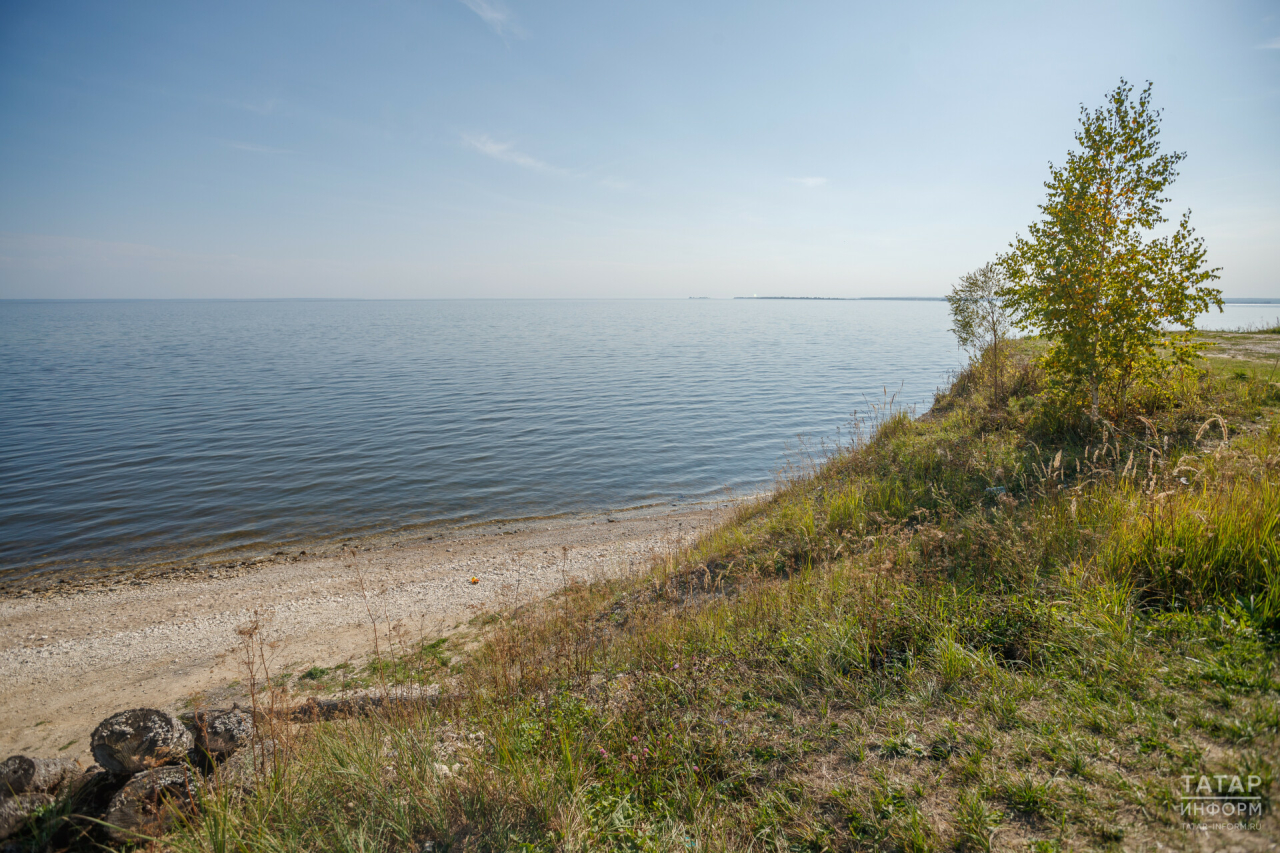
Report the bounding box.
[61,764,118,797]
[0,792,53,842]
[91,709,195,776]
[188,708,253,758]
[103,765,201,843]
[62,765,120,807]
[285,689,443,722]
[213,741,276,796]
[0,755,80,798]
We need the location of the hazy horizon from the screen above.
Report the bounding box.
[4,296,1280,305]
[2,2,1278,300]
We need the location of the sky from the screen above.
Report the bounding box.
[1,1,1278,299]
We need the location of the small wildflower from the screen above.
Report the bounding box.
[692,765,699,772]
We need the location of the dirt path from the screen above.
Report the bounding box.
[0,504,733,765]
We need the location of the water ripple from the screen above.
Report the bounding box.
[2,298,1266,579]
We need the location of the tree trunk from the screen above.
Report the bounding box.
[991,338,1001,405]
[1089,379,1100,420]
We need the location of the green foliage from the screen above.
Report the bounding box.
[1001,79,1222,419]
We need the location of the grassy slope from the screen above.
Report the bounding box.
[143,341,1280,852]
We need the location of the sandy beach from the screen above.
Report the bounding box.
[0,503,733,766]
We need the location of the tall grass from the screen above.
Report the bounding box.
[1099,468,1280,624]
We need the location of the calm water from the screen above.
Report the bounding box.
[0,299,1275,580]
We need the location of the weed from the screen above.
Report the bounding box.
[1004,774,1061,819]
[880,732,926,759]
[954,789,1003,852]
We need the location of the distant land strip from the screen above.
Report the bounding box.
[732,296,945,301]
[731,296,1280,303]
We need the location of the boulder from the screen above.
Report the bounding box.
[0,755,80,798]
[91,709,194,776]
[286,691,439,722]
[0,792,52,842]
[213,741,276,796]
[62,764,120,803]
[188,708,253,758]
[103,765,201,843]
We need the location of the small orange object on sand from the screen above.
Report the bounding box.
[469,577,479,584]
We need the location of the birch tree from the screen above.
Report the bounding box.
[1001,80,1222,420]
[947,262,1014,405]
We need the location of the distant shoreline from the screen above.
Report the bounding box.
[734,296,944,301]
[733,296,1280,304]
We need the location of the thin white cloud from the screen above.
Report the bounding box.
[223,141,291,154]
[1259,36,1280,49]
[597,177,632,191]
[459,0,525,38]
[794,177,828,188]
[463,133,563,174]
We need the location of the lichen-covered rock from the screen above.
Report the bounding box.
[189,708,254,758]
[91,708,194,776]
[103,765,201,843]
[0,755,80,798]
[286,690,437,721]
[61,764,110,797]
[62,765,122,815]
[0,792,53,841]
[212,740,276,796]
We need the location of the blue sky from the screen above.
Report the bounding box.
[1,1,1278,298]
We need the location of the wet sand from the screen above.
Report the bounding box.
[0,503,734,765]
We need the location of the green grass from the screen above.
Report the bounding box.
[1098,464,1280,621]
[132,340,1280,852]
